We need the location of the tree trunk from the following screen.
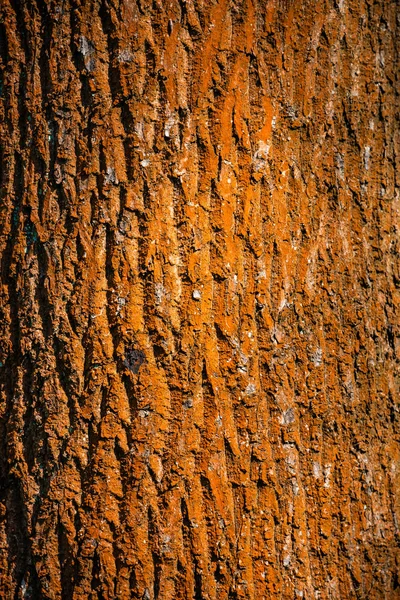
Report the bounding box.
[0,0,399,598]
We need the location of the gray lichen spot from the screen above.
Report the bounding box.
[79,36,94,58]
[335,153,344,180]
[79,36,95,71]
[105,166,118,185]
[245,383,256,395]
[118,48,133,63]
[311,347,323,367]
[138,409,151,418]
[363,146,371,171]
[155,283,165,304]
[252,141,270,172]
[286,104,297,119]
[283,408,295,425]
[283,555,291,567]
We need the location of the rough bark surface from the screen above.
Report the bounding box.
[0,0,399,598]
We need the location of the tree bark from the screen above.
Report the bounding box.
[0,0,399,598]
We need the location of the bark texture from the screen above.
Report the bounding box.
[0,0,399,598]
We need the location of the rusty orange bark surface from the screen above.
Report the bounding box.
[0,0,399,598]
